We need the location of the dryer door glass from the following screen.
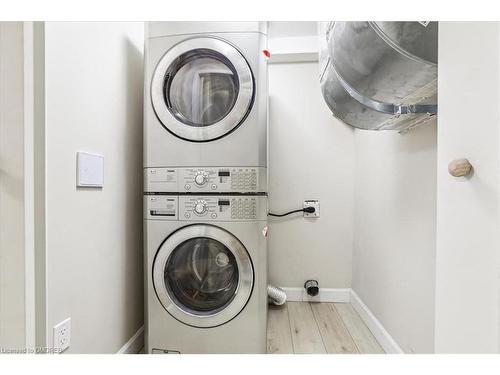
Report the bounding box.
[164,237,239,315]
[151,38,254,142]
[165,50,239,127]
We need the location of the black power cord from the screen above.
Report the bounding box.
[268,206,316,217]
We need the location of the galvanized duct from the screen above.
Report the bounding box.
[319,21,438,131]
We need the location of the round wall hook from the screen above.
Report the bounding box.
[448,158,473,177]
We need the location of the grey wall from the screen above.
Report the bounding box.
[268,61,355,288]
[42,22,144,353]
[352,124,437,353]
[0,21,26,350]
[267,46,437,353]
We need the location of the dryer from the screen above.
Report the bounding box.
[144,194,268,353]
[144,166,267,194]
[144,22,268,169]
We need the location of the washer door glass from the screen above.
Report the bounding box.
[165,237,239,315]
[151,38,254,142]
[153,225,254,328]
[166,50,239,127]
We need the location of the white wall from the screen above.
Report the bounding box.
[0,22,26,349]
[267,22,318,64]
[42,22,144,353]
[268,60,355,288]
[434,22,500,353]
[268,22,317,39]
[352,124,437,353]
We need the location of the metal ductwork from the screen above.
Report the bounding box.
[319,21,438,131]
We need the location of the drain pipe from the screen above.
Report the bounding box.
[267,285,287,306]
[304,279,319,297]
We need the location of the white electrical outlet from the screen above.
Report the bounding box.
[53,318,71,353]
[304,200,320,218]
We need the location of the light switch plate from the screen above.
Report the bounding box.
[77,152,104,187]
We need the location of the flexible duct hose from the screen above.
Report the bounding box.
[267,285,287,306]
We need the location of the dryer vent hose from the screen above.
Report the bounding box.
[267,285,287,306]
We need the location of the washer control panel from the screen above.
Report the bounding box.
[144,195,268,221]
[144,167,267,193]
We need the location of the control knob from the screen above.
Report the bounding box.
[194,200,207,215]
[194,171,208,186]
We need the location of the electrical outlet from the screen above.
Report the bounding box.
[304,200,320,218]
[53,318,71,353]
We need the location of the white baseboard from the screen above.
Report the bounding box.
[117,325,144,354]
[281,287,351,303]
[350,290,404,354]
[279,286,403,353]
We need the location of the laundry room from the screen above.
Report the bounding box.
[2,1,500,374]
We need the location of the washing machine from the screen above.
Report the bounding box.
[144,194,268,353]
[144,22,268,170]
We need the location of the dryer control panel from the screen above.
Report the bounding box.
[144,195,268,221]
[144,167,267,193]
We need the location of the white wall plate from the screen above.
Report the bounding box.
[53,317,71,353]
[77,152,104,187]
[304,199,320,217]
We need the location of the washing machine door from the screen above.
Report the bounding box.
[151,37,254,142]
[153,224,254,328]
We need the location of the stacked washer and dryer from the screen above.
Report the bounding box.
[143,22,268,353]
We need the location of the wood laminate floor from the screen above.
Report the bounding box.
[267,302,384,354]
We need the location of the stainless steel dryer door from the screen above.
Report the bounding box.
[151,37,254,142]
[153,224,254,328]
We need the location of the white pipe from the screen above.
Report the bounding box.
[267,285,287,306]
